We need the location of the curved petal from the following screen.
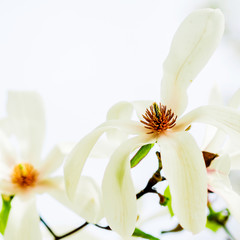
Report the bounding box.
[175,105,240,139]
[158,132,207,233]
[132,100,154,121]
[230,151,240,170]
[46,176,103,224]
[39,143,72,178]
[4,197,41,240]
[161,9,224,116]
[106,101,134,143]
[204,130,226,153]
[6,91,45,164]
[228,89,240,108]
[64,120,144,200]
[208,155,240,223]
[102,136,153,237]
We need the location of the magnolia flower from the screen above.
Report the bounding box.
[0,92,103,240]
[64,9,240,237]
[203,87,240,222]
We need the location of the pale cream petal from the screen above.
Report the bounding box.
[64,120,144,200]
[102,136,152,237]
[208,159,240,224]
[158,132,207,233]
[4,197,41,240]
[6,91,45,164]
[161,9,224,116]
[132,100,154,121]
[204,130,226,153]
[106,101,134,143]
[39,144,70,178]
[175,106,240,139]
[45,176,103,224]
[208,85,224,106]
[228,89,240,108]
[0,131,16,168]
[229,151,240,170]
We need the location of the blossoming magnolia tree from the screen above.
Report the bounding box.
[64,8,240,239]
[0,7,240,240]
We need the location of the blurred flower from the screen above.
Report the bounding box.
[0,92,103,240]
[64,8,240,237]
[202,87,240,223]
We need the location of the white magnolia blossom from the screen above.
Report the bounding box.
[203,87,240,223]
[0,92,103,240]
[64,9,240,237]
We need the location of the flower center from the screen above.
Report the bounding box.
[141,102,177,134]
[11,163,39,188]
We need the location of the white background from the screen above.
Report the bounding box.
[0,0,240,239]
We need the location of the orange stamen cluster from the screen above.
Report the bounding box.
[11,163,39,188]
[141,102,177,134]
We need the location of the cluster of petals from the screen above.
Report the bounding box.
[64,8,240,237]
[203,87,240,223]
[0,92,103,240]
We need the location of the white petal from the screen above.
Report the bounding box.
[204,130,226,153]
[102,136,152,237]
[6,91,45,164]
[208,162,240,224]
[39,144,69,178]
[0,131,16,168]
[47,176,103,223]
[228,89,240,108]
[132,100,154,121]
[4,197,41,240]
[158,132,207,233]
[208,154,230,176]
[161,9,224,116]
[106,101,134,143]
[230,151,240,170]
[175,105,240,139]
[64,120,144,200]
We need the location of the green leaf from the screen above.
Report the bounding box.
[206,218,221,232]
[0,195,14,234]
[132,228,160,240]
[130,144,154,168]
[164,186,174,217]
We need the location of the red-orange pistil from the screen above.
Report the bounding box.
[11,163,39,188]
[141,102,177,134]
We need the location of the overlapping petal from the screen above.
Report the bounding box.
[208,155,240,223]
[161,9,224,116]
[6,92,45,164]
[174,105,240,138]
[64,120,145,200]
[47,176,103,224]
[102,136,152,237]
[4,197,41,240]
[158,132,207,233]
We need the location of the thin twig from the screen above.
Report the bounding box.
[40,216,89,240]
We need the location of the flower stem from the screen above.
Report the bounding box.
[40,216,89,240]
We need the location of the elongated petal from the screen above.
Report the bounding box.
[132,100,154,121]
[46,176,103,223]
[230,151,240,170]
[4,197,41,240]
[175,105,240,139]
[228,89,240,108]
[6,91,45,164]
[158,132,207,233]
[39,144,70,178]
[102,136,152,237]
[208,155,240,223]
[106,102,133,143]
[64,120,144,200]
[161,9,224,116]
